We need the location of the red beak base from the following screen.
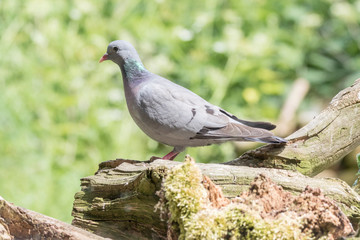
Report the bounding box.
[99,53,109,63]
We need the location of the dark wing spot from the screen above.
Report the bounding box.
[191,108,196,117]
[205,105,215,114]
[186,108,197,124]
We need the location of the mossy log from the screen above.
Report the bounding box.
[227,79,360,176]
[71,159,360,239]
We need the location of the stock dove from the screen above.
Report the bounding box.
[99,40,286,160]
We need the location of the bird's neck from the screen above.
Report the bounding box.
[120,59,148,81]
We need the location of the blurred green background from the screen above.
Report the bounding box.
[1,0,360,223]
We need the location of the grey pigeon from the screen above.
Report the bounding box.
[99,40,286,160]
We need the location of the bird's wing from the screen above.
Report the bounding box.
[136,77,227,135]
[136,75,280,143]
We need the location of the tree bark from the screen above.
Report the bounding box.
[0,196,108,240]
[227,78,360,176]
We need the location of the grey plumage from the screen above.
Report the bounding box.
[99,40,286,160]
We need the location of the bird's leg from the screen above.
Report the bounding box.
[149,151,178,161]
[149,151,178,162]
[162,146,185,160]
[149,147,185,161]
[162,150,180,160]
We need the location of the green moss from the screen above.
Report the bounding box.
[137,175,156,196]
[163,156,208,238]
[162,156,314,240]
[151,167,168,186]
[297,159,315,176]
[183,204,313,240]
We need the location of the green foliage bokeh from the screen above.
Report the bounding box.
[1,0,360,222]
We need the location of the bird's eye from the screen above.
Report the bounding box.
[113,47,119,51]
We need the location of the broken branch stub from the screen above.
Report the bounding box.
[227,79,360,176]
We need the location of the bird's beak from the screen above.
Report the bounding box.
[99,53,109,63]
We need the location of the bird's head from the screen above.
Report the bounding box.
[99,40,142,66]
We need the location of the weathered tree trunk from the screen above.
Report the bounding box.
[71,159,360,239]
[227,79,360,176]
